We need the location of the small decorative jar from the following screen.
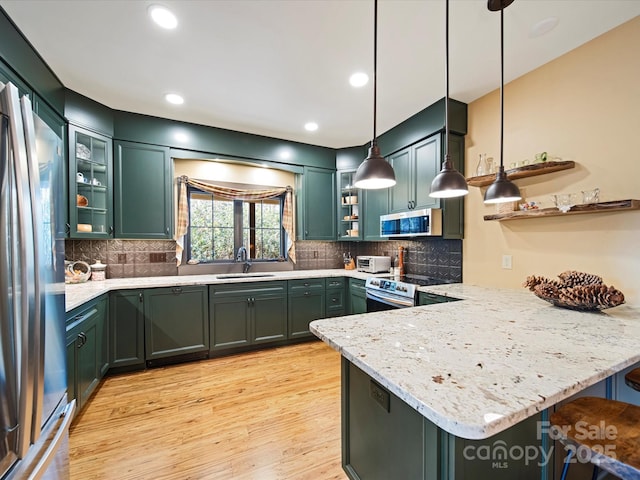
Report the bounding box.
[91,260,107,281]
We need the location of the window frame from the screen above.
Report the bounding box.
[185,184,286,264]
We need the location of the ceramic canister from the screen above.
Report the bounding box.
[91,260,107,281]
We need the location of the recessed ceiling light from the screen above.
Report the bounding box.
[304,122,318,132]
[349,72,369,88]
[530,17,558,38]
[165,93,184,105]
[148,5,178,30]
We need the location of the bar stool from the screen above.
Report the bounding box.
[625,368,640,392]
[550,396,640,480]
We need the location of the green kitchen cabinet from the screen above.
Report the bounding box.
[325,277,346,318]
[362,187,389,241]
[66,295,108,413]
[296,166,336,240]
[441,134,465,239]
[348,278,367,315]
[109,290,145,370]
[343,359,544,480]
[388,135,441,214]
[288,278,326,339]
[337,170,361,240]
[387,132,465,239]
[68,124,113,238]
[418,291,461,306]
[209,281,288,351]
[143,286,209,364]
[114,141,172,239]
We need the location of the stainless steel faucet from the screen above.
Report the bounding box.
[236,246,252,273]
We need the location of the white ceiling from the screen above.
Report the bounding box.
[1,0,638,149]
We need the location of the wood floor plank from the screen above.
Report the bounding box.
[69,341,347,479]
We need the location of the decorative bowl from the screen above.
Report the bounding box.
[65,261,92,284]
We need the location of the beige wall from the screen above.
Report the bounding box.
[463,17,640,303]
[174,158,294,187]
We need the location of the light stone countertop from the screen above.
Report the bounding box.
[65,269,373,312]
[310,284,640,440]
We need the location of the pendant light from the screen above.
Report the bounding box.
[484,0,521,204]
[429,0,469,199]
[353,0,396,190]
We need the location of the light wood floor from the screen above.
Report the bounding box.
[69,341,348,480]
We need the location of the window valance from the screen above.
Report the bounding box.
[175,176,295,265]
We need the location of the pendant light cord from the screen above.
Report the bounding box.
[444,0,449,159]
[499,5,504,170]
[372,0,378,146]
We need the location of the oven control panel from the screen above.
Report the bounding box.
[366,277,416,299]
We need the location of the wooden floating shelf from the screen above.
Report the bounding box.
[467,160,576,187]
[484,199,640,221]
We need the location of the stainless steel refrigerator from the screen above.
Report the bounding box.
[1,82,75,479]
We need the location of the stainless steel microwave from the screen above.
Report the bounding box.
[380,208,442,238]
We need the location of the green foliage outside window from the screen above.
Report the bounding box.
[188,188,283,262]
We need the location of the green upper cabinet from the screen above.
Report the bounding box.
[362,187,389,241]
[296,166,336,240]
[441,133,465,239]
[114,141,172,239]
[337,170,361,241]
[68,124,113,238]
[388,135,441,214]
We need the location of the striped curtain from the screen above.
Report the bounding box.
[175,176,295,265]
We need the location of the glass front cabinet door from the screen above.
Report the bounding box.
[69,125,113,238]
[337,170,361,241]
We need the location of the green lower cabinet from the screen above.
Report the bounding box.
[65,295,108,413]
[326,277,346,317]
[109,290,145,369]
[209,281,288,352]
[144,286,209,363]
[288,279,326,339]
[348,278,367,315]
[343,359,546,480]
[418,292,462,306]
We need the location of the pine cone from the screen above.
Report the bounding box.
[533,282,560,299]
[557,270,603,287]
[523,275,562,291]
[558,284,625,310]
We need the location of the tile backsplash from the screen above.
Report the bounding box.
[65,240,178,279]
[294,238,462,282]
[66,237,462,282]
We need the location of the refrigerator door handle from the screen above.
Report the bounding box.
[21,94,46,443]
[3,82,37,458]
[28,400,76,480]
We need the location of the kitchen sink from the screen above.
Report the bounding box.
[216,274,276,279]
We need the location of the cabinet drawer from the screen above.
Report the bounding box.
[325,277,345,290]
[326,289,345,316]
[211,281,286,298]
[288,278,325,293]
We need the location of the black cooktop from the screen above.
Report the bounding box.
[377,274,453,287]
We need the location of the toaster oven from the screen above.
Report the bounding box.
[356,256,391,273]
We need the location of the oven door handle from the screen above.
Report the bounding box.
[366,290,415,308]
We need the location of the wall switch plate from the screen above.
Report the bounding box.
[502,255,513,270]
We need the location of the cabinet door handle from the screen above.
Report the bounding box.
[109,226,114,235]
[165,227,170,235]
[303,282,310,287]
[77,332,86,348]
[65,223,71,235]
[139,293,143,302]
[172,287,182,295]
[304,230,308,236]
[332,298,338,303]
[304,291,310,296]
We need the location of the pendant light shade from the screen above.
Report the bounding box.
[353,0,396,190]
[429,0,468,199]
[484,0,521,204]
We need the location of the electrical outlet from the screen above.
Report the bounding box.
[313,250,318,258]
[502,255,513,270]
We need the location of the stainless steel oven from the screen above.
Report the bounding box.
[365,275,452,311]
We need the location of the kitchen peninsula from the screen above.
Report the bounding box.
[310,284,640,479]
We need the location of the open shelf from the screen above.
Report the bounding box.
[467,160,576,187]
[484,199,640,221]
